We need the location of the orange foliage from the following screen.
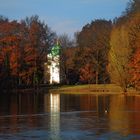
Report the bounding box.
[19,44,37,84]
[0,36,21,77]
[79,63,95,84]
[10,46,20,76]
[0,16,49,86]
[129,48,140,88]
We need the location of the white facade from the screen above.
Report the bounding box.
[44,53,60,84]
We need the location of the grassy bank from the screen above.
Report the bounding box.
[49,84,140,95]
[6,84,139,95]
[49,84,120,94]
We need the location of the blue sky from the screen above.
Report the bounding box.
[0,0,130,38]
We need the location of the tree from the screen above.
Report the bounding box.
[129,48,140,89]
[79,63,95,84]
[108,25,131,92]
[0,36,21,88]
[20,15,53,86]
[58,34,76,84]
[108,0,140,91]
[0,15,55,89]
[74,20,112,84]
[128,13,140,89]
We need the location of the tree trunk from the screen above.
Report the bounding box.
[95,70,98,84]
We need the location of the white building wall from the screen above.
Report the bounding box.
[44,54,60,84]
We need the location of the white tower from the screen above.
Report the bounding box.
[44,41,61,84]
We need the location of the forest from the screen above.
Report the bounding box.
[0,0,139,91]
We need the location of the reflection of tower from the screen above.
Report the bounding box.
[50,93,60,140]
[44,41,61,84]
[44,93,60,139]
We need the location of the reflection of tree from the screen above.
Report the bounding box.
[127,96,140,134]
[80,94,96,111]
[109,95,129,135]
[0,93,42,133]
[79,95,109,116]
[10,95,18,133]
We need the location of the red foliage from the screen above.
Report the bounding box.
[129,48,140,88]
[79,63,95,84]
[0,36,21,77]
[19,44,37,84]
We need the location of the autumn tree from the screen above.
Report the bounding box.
[128,12,140,89]
[108,0,140,91]
[129,48,140,89]
[0,15,55,89]
[21,16,49,85]
[58,34,77,84]
[108,25,132,92]
[74,20,112,84]
[0,20,23,88]
[79,63,95,84]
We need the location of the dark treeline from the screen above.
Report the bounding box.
[0,0,140,91]
[0,15,57,89]
[61,20,112,85]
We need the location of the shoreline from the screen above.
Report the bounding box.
[49,84,140,95]
[1,84,139,95]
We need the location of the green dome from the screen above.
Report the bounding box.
[51,44,60,56]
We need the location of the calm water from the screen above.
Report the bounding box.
[0,92,140,140]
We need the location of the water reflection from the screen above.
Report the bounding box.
[44,93,60,140]
[0,92,140,139]
[109,95,129,135]
[60,94,111,135]
[60,94,110,116]
[126,96,140,134]
[0,93,44,133]
[109,95,140,135]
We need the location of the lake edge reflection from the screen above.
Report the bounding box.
[0,92,140,139]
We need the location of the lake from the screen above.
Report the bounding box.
[0,92,140,140]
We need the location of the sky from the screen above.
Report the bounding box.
[0,0,130,38]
